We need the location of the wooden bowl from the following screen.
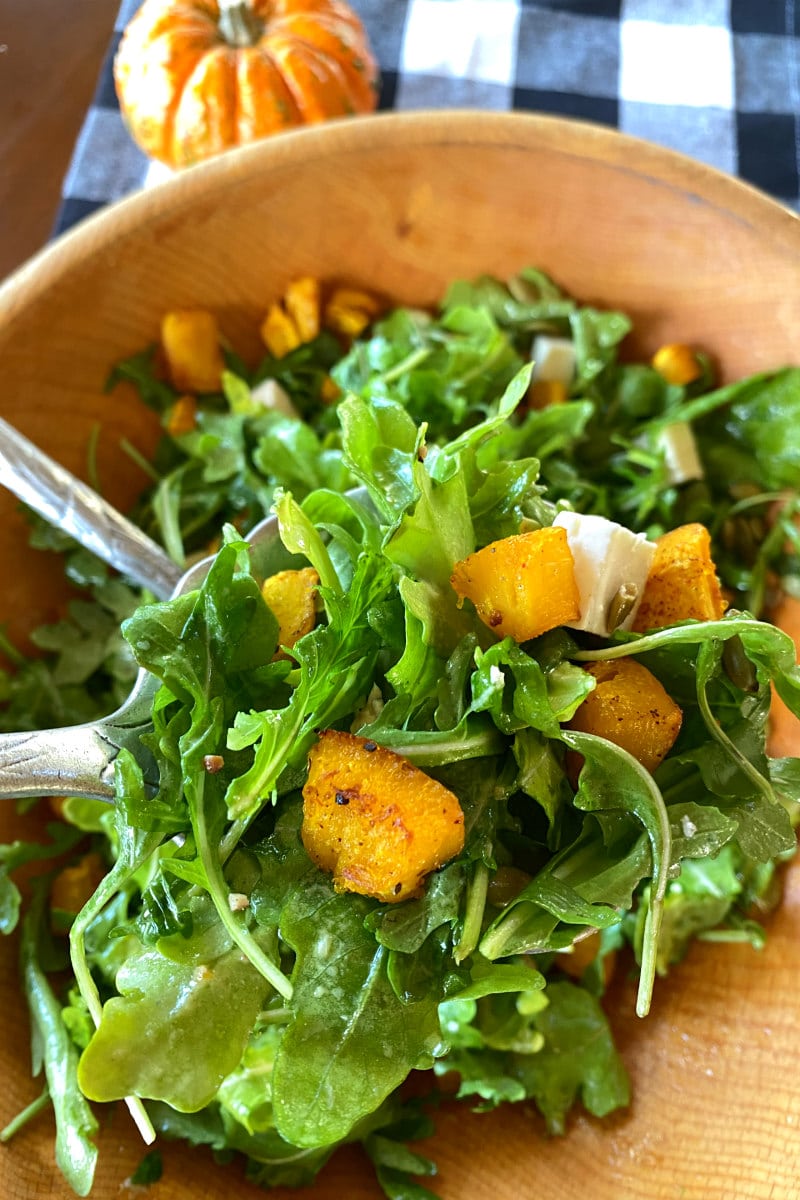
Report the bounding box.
[1,110,799,1200]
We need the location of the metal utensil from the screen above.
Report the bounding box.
[0,415,182,599]
[0,506,305,802]
[0,415,332,801]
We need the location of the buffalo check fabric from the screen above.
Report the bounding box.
[55,0,800,237]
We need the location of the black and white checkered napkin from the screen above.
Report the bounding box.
[55,0,800,238]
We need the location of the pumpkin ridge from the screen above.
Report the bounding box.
[267,13,378,105]
[116,18,217,162]
[266,35,361,120]
[172,44,239,165]
[238,47,303,139]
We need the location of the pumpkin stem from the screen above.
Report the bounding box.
[218,0,263,48]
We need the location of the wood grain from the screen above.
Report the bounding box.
[0,111,799,1200]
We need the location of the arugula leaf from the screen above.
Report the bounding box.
[1,822,85,935]
[471,638,594,739]
[366,862,466,953]
[273,877,443,1148]
[480,819,652,961]
[630,848,743,975]
[561,731,671,1017]
[21,881,99,1196]
[449,956,545,1002]
[130,1150,163,1186]
[512,980,630,1134]
[78,894,271,1111]
[225,550,389,820]
[122,549,293,995]
[702,368,800,492]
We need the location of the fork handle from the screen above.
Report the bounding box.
[0,416,182,600]
[0,726,119,802]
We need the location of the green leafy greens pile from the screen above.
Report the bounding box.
[2,269,800,1198]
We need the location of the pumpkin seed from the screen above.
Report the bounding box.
[606,582,640,633]
[722,635,758,693]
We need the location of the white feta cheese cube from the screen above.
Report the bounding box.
[530,335,576,384]
[249,378,299,419]
[653,421,704,486]
[552,511,656,637]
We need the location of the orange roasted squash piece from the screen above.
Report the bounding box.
[161,309,225,393]
[302,730,465,903]
[567,659,683,774]
[451,527,580,643]
[632,522,726,631]
[50,852,107,932]
[260,567,319,655]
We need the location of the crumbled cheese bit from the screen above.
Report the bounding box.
[530,335,576,384]
[489,664,505,688]
[250,378,300,419]
[653,421,704,486]
[351,683,384,732]
[552,511,656,637]
[227,892,250,912]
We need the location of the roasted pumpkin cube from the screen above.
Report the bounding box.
[284,277,321,343]
[768,593,800,758]
[50,852,106,930]
[161,310,225,393]
[556,930,617,987]
[302,730,465,903]
[632,522,726,631]
[451,527,580,643]
[261,567,319,655]
[567,658,683,775]
[323,286,380,338]
[260,303,301,358]
[320,374,341,404]
[652,342,703,386]
[528,379,568,410]
[165,394,198,436]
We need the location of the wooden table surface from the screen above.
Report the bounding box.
[0,0,119,282]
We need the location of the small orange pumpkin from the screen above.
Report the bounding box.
[114,0,380,168]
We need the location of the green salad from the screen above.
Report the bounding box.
[2,268,800,1197]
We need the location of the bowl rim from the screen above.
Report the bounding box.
[2,108,799,324]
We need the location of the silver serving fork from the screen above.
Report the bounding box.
[0,416,303,802]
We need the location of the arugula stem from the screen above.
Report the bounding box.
[0,626,28,667]
[257,1006,291,1024]
[0,1085,50,1143]
[478,901,530,961]
[379,347,432,385]
[572,618,765,662]
[69,841,162,1147]
[153,469,187,566]
[696,656,777,808]
[454,340,508,389]
[22,883,100,1194]
[219,815,250,863]
[454,860,490,964]
[193,778,293,1000]
[120,438,162,483]
[635,899,663,1019]
[631,767,671,1019]
[86,423,102,496]
[369,725,504,767]
[273,490,342,601]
